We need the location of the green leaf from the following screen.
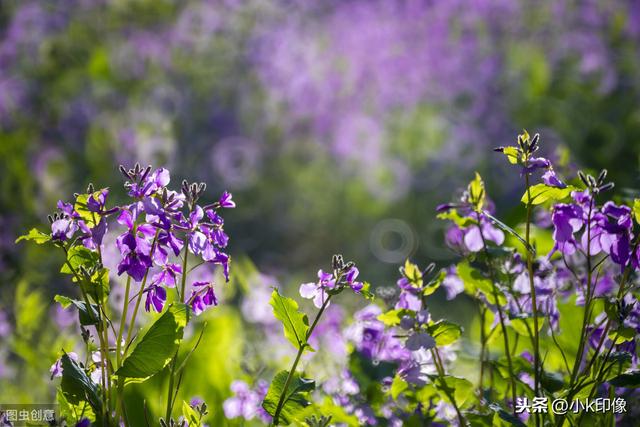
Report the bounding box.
[402,260,423,286]
[60,246,100,276]
[433,375,474,407]
[489,403,526,427]
[436,209,476,227]
[390,374,408,400]
[482,211,535,255]
[270,289,310,350]
[182,401,201,427]
[116,303,189,381]
[358,281,375,301]
[423,270,444,296]
[15,228,51,244]
[262,370,315,425]
[633,199,640,225]
[609,370,640,388]
[60,353,102,416]
[608,326,635,344]
[457,261,506,305]
[468,172,486,211]
[502,146,521,164]
[540,370,564,393]
[521,183,575,206]
[54,295,100,326]
[86,268,110,302]
[508,315,544,337]
[428,320,462,346]
[74,190,107,226]
[377,309,410,327]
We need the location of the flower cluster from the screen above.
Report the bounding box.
[18,164,235,426]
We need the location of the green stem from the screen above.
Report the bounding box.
[432,347,466,426]
[273,294,332,425]
[165,236,191,422]
[569,198,594,389]
[475,214,517,412]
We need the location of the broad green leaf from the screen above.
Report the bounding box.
[57,387,95,425]
[60,353,102,416]
[270,289,310,350]
[15,228,51,244]
[116,303,189,381]
[60,246,100,276]
[54,295,99,326]
[262,370,315,425]
[609,370,640,388]
[85,268,110,302]
[521,183,574,206]
[457,261,506,305]
[428,320,462,346]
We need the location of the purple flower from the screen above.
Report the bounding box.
[344,266,364,292]
[522,157,551,174]
[144,284,166,313]
[462,217,505,252]
[51,217,77,241]
[542,169,566,188]
[549,203,584,257]
[218,191,236,208]
[223,380,271,422]
[299,269,336,308]
[189,282,218,315]
[150,263,182,288]
[86,188,109,213]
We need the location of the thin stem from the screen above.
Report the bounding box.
[524,174,541,401]
[569,198,594,389]
[478,304,487,397]
[124,230,160,353]
[165,236,191,422]
[273,294,332,425]
[475,213,517,412]
[117,276,132,368]
[432,347,466,427]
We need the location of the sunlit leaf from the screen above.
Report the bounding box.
[262,370,315,425]
[116,303,189,382]
[428,320,462,346]
[54,295,99,326]
[521,183,574,206]
[15,228,51,244]
[270,289,310,350]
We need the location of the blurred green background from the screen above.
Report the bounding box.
[1,0,640,424]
